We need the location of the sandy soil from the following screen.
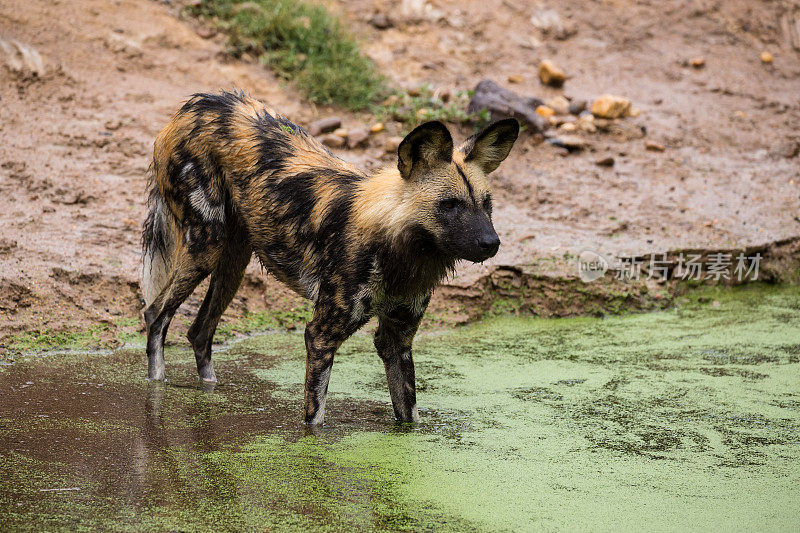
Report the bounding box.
[1,0,799,347]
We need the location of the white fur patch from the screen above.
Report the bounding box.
[142,199,173,307]
[188,187,224,223]
[142,249,170,307]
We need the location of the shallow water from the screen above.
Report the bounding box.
[1,285,800,531]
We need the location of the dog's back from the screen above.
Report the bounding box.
[144,90,366,305]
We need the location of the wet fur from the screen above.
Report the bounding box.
[141,90,518,424]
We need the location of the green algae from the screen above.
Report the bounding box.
[1,284,799,530]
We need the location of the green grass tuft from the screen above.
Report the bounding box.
[375,84,490,133]
[187,0,388,110]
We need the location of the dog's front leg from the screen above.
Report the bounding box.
[303,302,354,425]
[374,301,428,423]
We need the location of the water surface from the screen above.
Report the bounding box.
[1,285,799,530]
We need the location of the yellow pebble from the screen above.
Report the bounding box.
[535,105,555,118]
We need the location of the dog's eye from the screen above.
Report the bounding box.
[438,198,461,211]
[483,196,493,213]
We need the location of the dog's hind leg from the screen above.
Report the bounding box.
[188,232,252,382]
[144,245,221,381]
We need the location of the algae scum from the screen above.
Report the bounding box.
[2,285,800,531]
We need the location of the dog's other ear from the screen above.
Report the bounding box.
[397,121,453,180]
[462,118,519,174]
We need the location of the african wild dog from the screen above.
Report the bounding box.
[142,90,519,424]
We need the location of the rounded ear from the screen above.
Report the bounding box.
[463,118,519,174]
[397,121,453,180]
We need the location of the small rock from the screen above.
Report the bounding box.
[690,56,705,68]
[760,51,773,64]
[538,59,566,87]
[536,105,555,118]
[546,95,570,115]
[308,116,342,136]
[530,8,577,40]
[104,119,122,131]
[333,127,349,138]
[507,74,524,84]
[590,94,631,119]
[548,134,588,152]
[577,114,597,133]
[319,134,345,148]
[347,128,369,149]
[595,156,615,167]
[384,136,403,153]
[467,79,547,132]
[629,107,641,118]
[560,122,578,132]
[592,117,612,131]
[370,122,384,133]
[568,99,587,115]
[368,13,392,29]
[407,87,421,97]
[195,26,217,39]
[645,140,665,152]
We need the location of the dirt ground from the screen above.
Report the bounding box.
[1,0,799,348]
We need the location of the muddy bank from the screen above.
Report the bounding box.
[1,284,799,530]
[2,0,799,352]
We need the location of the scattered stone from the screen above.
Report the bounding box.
[308,116,341,136]
[407,87,421,97]
[577,114,597,133]
[507,74,524,84]
[548,134,588,152]
[536,105,555,118]
[553,146,570,157]
[384,136,403,153]
[760,51,773,64]
[333,127,349,138]
[629,107,641,118]
[467,79,548,132]
[104,119,122,131]
[609,122,646,141]
[195,26,217,39]
[560,122,578,132]
[592,117,611,131]
[346,128,369,149]
[550,114,576,126]
[690,56,705,68]
[568,99,587,115]
[370,122,384,133]
[368,13,392,29]
[546,96,570,115]
[595,156,615,167]
[530,8,577,40]
[319,134,345,148]
[590,94,631,119]
[645,140,665,152]
[538,59,566,87]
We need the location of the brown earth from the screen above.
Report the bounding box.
[1,0,799,351]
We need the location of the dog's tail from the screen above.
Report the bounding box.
[141,183,179,308]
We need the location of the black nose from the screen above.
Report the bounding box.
[478,234,501,255]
